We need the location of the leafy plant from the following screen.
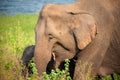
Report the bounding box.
[27,58,38,80]
[43,59,72,80]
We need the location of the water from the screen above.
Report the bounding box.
[0,0,76,15]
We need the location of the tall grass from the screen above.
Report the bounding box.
[0,14,37,80]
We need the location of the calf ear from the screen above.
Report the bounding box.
[70,13,97,49]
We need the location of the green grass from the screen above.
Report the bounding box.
[0,14,120,80]
[0,14,38,80]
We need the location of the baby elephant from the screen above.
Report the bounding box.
[22,45,35,66]
[21,45,35,77]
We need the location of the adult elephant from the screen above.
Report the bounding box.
[34,0,120,79]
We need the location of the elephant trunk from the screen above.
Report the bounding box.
[34,37,48,75]
[34,36,56,75]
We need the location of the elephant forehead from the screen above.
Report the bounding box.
[41,4,65,18]
[45,17,70,35]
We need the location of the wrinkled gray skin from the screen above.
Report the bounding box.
[34,0,120,79]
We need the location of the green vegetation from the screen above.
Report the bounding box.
[43,59,72,80]
[27,58,39,80]
[0,14,37,80]
[0,14,120,80]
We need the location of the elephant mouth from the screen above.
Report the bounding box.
[51,42,70,59]
[51,41,80,60]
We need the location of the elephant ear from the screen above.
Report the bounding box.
[69,12,97,49]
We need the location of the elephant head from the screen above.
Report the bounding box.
[34,4,97,75]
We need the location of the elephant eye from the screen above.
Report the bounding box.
[48,34,54,41]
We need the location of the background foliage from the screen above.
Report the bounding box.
[0,14,37,80]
